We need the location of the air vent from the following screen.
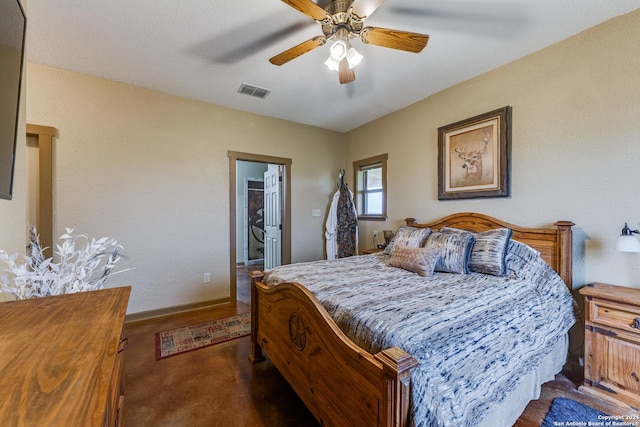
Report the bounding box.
[237,83,271,100]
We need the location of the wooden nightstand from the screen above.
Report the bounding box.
[580,282,640,410]
[360,247,383,255]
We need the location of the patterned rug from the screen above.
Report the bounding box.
[541,397,610,427]
[155,312,250,360]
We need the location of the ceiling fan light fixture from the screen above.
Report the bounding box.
[329,39,348,61]
[346,47,363,69]
[324,55,340,71]
[326,41,362,72]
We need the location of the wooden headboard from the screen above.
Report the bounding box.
[405,212,574,290]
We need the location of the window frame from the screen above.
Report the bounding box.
[353,153,388,221]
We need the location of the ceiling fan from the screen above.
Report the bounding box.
[269,0,429,84]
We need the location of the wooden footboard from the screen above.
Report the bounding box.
[249,270,418,427]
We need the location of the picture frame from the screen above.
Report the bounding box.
[437,106,511,200]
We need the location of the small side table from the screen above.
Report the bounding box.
[580,282,640,410]
[361,248,383,255]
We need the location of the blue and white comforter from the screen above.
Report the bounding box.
[263,241,576,427]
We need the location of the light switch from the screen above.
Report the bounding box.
[312,209,321,217]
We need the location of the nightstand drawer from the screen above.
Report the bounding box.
[602,338,640,394]
[586,298,640,334]
[583,329,640,406]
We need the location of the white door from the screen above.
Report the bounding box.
[263,165,282,269]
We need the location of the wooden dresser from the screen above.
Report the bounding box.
[0,286,131,426]
[580,282,640,409]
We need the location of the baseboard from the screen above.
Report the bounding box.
[125,297,231,323]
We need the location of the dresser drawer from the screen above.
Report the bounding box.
[106,330,127,427]
[586,297,640,335]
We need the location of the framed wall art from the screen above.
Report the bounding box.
[437,106,511,200]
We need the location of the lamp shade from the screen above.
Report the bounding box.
[346,47,363,69]
[616,235,640,252]
[324,56,340,71]
[329,40,348,61]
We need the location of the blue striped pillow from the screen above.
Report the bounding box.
[424,231,475,274]
[442,227,513,276]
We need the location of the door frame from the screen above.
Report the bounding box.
[26,124,57,258]
[228,151,292,302]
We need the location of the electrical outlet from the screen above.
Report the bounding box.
[203,272,211,283]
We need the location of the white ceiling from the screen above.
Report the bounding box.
[26,0,640,132]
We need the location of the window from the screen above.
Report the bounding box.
[353,154,387,220]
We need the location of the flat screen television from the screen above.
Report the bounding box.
[0,0,26,200]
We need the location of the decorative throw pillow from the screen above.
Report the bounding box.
[389,245,440,277]
[442,227,513,276]
[383,226,432,255]
[424,231,475,274]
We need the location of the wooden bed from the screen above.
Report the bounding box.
[249,212,574,427]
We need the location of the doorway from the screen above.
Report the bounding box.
[26,124,56,257]
[228,151,292,303]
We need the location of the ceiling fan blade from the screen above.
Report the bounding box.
[387,4,526,38]
[338,58,355,84]
[281,0,330,22]
[350,0,385,21]
[269,36,326,66]
[206,20,314,64]
[360,27,429,53]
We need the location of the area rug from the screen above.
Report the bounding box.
[155,312,250,360]
[542,397,611,427]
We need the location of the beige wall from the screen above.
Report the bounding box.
[25,64,345,313]
[10,8,640,314]
[0,0,27,303]
[347,9,640,290]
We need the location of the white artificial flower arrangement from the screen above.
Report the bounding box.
[0,226,130,300]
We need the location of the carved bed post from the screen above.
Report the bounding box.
[404,218,417,227]
[248,270,265,363]
[554,221,574,290]
[375,347,419,427]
